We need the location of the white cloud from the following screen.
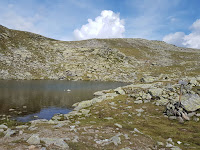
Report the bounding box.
[0,9,42,34]
[163,19,200,49]
[73,10,125,40]
[163,32,185,47]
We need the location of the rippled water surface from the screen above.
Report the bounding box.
[0,80,128,122]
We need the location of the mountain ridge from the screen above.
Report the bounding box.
[0,25,200,82]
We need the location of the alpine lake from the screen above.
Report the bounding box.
[0,80,129,122]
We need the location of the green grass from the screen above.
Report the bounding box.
[68,94,200,150]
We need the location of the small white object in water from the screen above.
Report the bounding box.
[67,89,71,92]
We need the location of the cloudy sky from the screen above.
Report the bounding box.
[0,0,200,48]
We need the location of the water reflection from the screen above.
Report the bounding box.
[0,80,128,121]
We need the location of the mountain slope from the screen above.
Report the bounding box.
[0,25,200,82]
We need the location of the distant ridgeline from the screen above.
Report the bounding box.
[0,25,200,82]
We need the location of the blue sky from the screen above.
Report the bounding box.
[0,0,200,48]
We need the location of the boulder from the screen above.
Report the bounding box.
[155,98,169,106]
[181,94,200,111]
[41,138,69,149]
[110,135,121,146]
[114,87,125,95]
[148,88,163,97]
[27,134,40,145]
[4,129,16,138]
[0,124,8,129]
[189,78,198,86]
[80,109,90,115]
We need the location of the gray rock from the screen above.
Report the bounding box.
[157,141,164,146]
[143,100,150,103]
[140,76,155,83]
[0,129,4,133]
[80,109,90,115]
[114,123,122,128]
[27,134,40,145]
[181,112,190,121]
[4,129,16,137]
[114,87,125,95]
[104,117,113,120]
[187,112,196,118]
[41,138,69,149]
[53,123,65,128]
[134,100,143,104]
[169,116,177,120]
[171,146,182,150]
[0,124,8,129]
[156,98,169,106]
[110,135,121,146]
[146,93,152,100]
[72,136,79,143]
[193,117,199,122]
[149,88,163,97]
[16,125,29,129]
[135,108,144,113]
[133,128,143,134]
[189,78,198,86]
[181,94,200,111]
[196,113,200,117]
[94,91,105,96]
[120,147,132,150]
[177,117,184,123]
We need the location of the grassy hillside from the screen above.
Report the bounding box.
[0,25,200,82]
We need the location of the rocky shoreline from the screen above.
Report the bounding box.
[0,77,200,150]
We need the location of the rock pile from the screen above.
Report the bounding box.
[164,102,190,123]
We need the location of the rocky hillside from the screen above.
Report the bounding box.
[0,25,200,82]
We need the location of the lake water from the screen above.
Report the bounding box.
[0,80,128,122]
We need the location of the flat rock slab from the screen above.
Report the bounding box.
[181,94,200,111]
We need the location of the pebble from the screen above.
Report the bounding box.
[177,141,182,144]
[114,123,122,128]
[134,100,143,104]
[23,106,27,109]
[109,102,116,106]
[104,117,113,120]
[157,141,164,146]
[16,125,29,129]
[135,108,144,113]
[120,147,132,150]
[9,108,15,111]
[90,121,96,123]
[124,134,129,139]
